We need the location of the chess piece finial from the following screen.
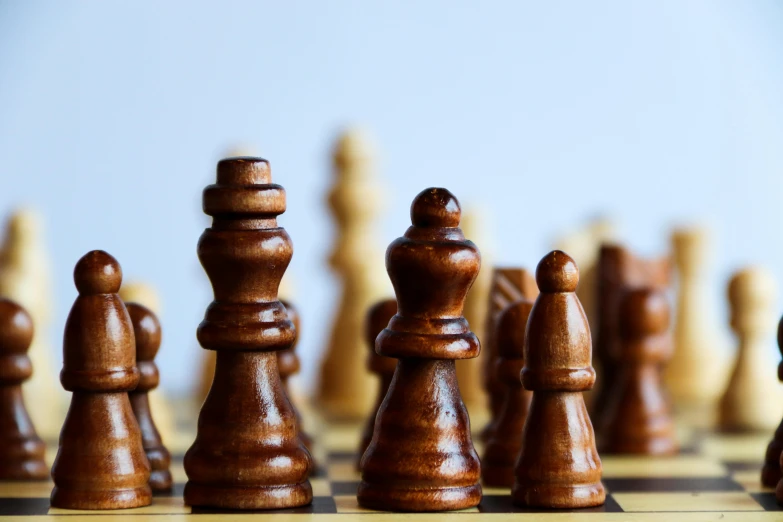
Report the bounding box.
[126,303,172,491]
[357,297,397,468]
[278,299,312,450]
[600,288,677,454]
[719,267,781,432]
[763,317,783,487]
[482,297,534,487]
[513,250,605,508]
[358,187,482,512]
[51,250,151,510]
[0,298,47,479]
[184,158,312,510]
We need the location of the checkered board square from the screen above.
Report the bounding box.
[0,424,781,520]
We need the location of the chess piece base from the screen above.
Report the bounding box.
[183,481,313,510]
[50,485,152,510]
[357,482,481,512]
[512,482,606,509]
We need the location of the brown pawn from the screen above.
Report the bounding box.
[0,298,47,480]
[764,317,783,488]
[184,158,312,510]
[357,298,398,469]
[51,250,151,509]
[126,303,172,491]
[599,288,677,455]
[278,300,312,451]
[482,297,534,487]
[513,250,605,509]
[358,187,482,512]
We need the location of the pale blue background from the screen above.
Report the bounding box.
[1,1,782,395]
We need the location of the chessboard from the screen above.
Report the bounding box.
[1,420,782,520]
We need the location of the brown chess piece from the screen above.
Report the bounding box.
[480,268,538,443]
[184,157,313,510]
[126,302,173,491]
[482,297,534,487]
[51,250,151,509]
[278,299,312,450]
[763,316,783,487]
[599,288,677,455]
[0,298,47,480]
[512,250,605,509]
[357,297,397,469]
[358,187,482,512]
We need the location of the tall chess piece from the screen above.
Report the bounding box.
[0,209,63,440]
[51,251,151,509]
[358,188,482,512]
[600,288,677,454]
[667,227,731,425]
[278,299,312,450]
[357,297,397,469]
[126,303,172,491]
[762,316,783,487]
[482,298,534,487]
[0,298,47,480]
[184,158,312,510]
[719,268,782,432]
[318,129,387,420]
[513,251,605,508]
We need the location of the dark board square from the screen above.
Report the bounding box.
[0,498,50,516]
[723,461,764,473]
[478,494,622,513]
[331,481,361,495]
[190,496,336,514]
[154,482,186,498]
[751,492,782,512]
[311,464,328,478]
[327,451,357,461]
[604,477,743,492]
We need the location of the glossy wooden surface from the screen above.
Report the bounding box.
[599,288,677,455]
[513,250,605,509]
[357,297,397,469]
[763,317,783,488]
[0,298,47,480]
[482,297,533,487]
[184,157,312,510]
[358,187,481,512]
[278,299,312,451]
[51,250,151,510]
[126,303,172,492]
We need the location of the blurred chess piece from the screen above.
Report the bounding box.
[666,227,731,426]
[119,281,175,448]
[719,267,783,432]
[0,208,64,440]
[317,128,388,420]
[458,207,492,426]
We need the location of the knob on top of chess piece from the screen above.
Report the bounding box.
[74,249,123,295]
[0,298,34,365]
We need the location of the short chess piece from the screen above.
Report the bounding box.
[482,298,534,487]
[50,250,151,509]
[599,288,677,454]
[357,297,397,469]
[184,157,312,510]
[512,250,605,509]
[126,303,172,491]
[278,299,312,450]
[0,298,48,480]
[762,316,783,487]
[358,187,482,512]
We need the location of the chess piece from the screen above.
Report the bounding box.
[357,297,397,469]
[0,298,47,480]
[126,303,172,492]
[184,158,312,510]
[318,129,388,421]
[51,250,151,509]
[667,227,731,425]
[482,298,534,487]
[762,316,783,487]
[119,282,175,454]
[358,188,482,512]
[278,299,312,450]
[0,209,63,440]
[600,288,677,455]
[512,250,605,508]
[719,267,782,432]
[480,268,537,442]
[592,244,670,428]
[458,208,492,424]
